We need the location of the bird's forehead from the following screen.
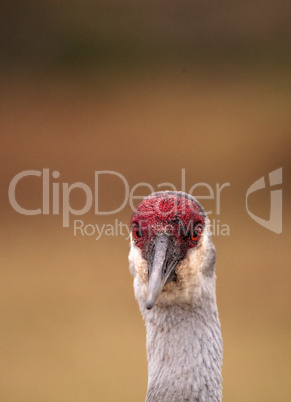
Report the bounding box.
[131,192,205,228]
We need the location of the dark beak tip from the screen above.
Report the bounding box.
[145,299,154,310]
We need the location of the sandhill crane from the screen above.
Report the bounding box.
[128,191,223,401]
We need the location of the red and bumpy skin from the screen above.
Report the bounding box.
[130,191,206,309]
[130,191,205,259]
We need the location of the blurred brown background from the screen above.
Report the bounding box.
[1,1,290,401]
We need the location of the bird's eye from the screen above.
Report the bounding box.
[132,226,142,240]
[190,226,202,242]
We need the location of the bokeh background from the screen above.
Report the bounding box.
[1,1,290,401]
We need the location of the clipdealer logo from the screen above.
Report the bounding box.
[8,169,230,238]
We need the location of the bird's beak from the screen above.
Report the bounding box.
[146,234,180,310]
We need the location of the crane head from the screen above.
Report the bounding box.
[129,191,215,310]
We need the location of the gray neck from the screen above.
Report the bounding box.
[139,291,223,402]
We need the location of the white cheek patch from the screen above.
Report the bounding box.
[128,238,148,283]
[177,219,210,278]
